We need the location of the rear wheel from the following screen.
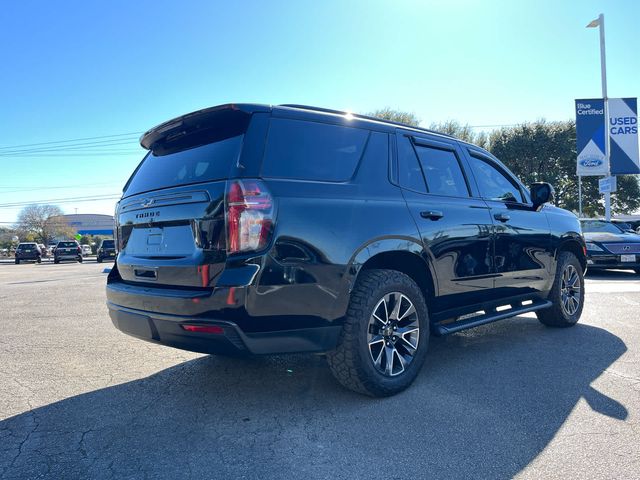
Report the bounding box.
[97,256,103,263]
[37,257,41,264]
[15,259,19,265]
[54,258,59,264]
[634,268,640,275]
[78,257,83,263]
[537,251,584,327]
[326,269,429,397]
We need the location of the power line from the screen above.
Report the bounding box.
[0,131,143,151]
[0,194,121,209]
[0,181,124,193]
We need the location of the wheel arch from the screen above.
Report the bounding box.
[556,234,587,272]
[348,238,437,304]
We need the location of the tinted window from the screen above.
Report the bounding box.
[102,240,115,248]
[17,244,37,250]
[57,242,77,248]
[469,155,524,202]
[261,119,369,181]
[397,135,427,193]
[124,135,243,196]
[415,146,469,197]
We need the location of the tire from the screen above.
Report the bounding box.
[634,268,640,275]
[15,259,19,265]
[97,257,103,263]
[536,251,584,327]
[37,257,41,264]
[78,257,83,263]
[54,258,59,264]
[326,269,429,397]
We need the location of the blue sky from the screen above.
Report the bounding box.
[1,0,638,223]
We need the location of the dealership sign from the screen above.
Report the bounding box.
[576,99,607,176]
[609,98,639,175]
[576,98,639,176]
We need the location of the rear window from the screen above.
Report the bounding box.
[124,135,244,196]
[57,242,77,248]
[261,119,369,181]
[101,240,115,248]
[17,244,36,250]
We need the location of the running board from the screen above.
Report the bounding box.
[434,299,552,336]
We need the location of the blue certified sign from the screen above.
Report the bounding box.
[575,99,608,176]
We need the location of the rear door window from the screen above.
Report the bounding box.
[414,145,469,197]
[261,119,369,181]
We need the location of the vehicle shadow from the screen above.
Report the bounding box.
[0,319,627,479]
[586,269,639,280]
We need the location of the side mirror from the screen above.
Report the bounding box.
[530,182,554,210]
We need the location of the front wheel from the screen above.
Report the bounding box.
[15,259,20,265]
[96,257,103,263]
[634,268,640,275]
[537,251,584,327]
[326,269,429,397]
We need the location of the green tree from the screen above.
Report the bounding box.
[367,107,420,127]
[488,120,640,216]
[428,120,479,144]
[79,235,91,245]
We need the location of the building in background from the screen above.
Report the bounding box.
[49,214,114,237]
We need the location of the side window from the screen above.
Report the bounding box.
[469,155,524,203]
[261,118,369,181]
[397,135,427,193]
[414,146,469,197]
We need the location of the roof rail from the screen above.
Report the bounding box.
[278,104,455,139]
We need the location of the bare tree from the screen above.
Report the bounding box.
[16,205,75,244]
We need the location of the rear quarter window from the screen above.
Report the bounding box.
[261,118,369,182]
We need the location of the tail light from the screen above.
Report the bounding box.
[226,179,274,254]
[77,246,82,254]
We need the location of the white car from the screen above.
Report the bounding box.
[81,245,92,256]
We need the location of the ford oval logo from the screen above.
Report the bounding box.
[579,158,603,168]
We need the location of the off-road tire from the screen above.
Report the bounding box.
[326,269,429,397]
[536,251,584,327]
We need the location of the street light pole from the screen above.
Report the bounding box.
[588,13,611,220]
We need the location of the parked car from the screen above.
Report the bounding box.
[96,239,116,263]
[107,103,586,396]
[81,244,92,256]
[15,242,42,264]
[54,241,82,264]
[581,219,640,274]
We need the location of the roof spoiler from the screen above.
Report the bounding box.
[139,104,269,151]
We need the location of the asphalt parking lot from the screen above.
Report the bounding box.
[0,262,639,479]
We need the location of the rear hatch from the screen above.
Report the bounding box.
[115,106,257,289]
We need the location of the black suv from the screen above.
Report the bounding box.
[107,104,586,396]
[96,239,116,263]
[54,241,82,264]
[15,242,42,264]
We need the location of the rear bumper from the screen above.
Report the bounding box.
[107,302,341,355]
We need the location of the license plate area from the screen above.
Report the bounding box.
[621,254,636,262]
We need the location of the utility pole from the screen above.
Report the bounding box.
[587,13,611,220]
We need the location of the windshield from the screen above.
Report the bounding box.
[581,221,624,234]
[123,134,244,197]
[102,240,115,248]
[57,242,77,248]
